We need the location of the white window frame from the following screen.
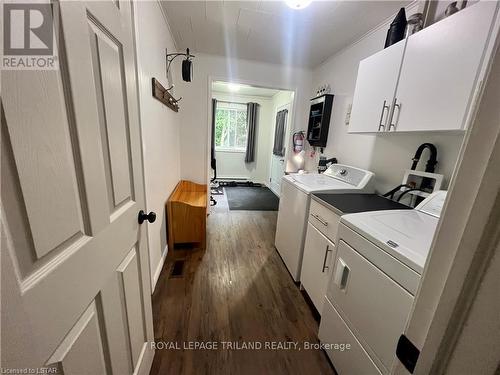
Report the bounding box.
[214,102,248,153]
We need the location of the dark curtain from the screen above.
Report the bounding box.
[272,109,288,156]
[245,102,259,163]
[210,98,217,180]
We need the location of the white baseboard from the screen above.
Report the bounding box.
[217,176,249,180]
[152,244,168,294]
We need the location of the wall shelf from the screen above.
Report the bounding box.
[307,94,334,147]
[151,77,179,112]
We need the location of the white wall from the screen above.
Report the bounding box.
[271,91,295,117]
[176,53,312,185]
[133,1,181,291]
[311,4,464,194]
[212,92,273,183]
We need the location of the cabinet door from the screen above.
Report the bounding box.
[392,1,497,132]
[301,223,335,314]
[348,40,406,133]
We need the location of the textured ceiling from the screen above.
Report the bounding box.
[161,1,411,68]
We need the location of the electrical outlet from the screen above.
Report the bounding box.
[345,104,352,126]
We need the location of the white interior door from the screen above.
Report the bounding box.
[1,1,154,374]
[270,154,286,196]
[269,106,289,196]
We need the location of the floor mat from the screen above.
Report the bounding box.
[219,180,263,188]
[224,186,279,211]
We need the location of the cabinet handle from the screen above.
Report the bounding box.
[389,99,401,131]
[322,245,332,273]
[378,100,390,131]
[311,213,328,226]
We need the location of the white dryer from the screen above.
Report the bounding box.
[274,164,374,282]
[319,191,447,375]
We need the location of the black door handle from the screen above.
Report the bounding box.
[138,210,156,224]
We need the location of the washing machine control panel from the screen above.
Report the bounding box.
[325,164,372,187]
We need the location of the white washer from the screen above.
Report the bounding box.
[319,191,447,375]
[274,164,374,282]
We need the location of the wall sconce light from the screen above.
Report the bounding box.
[166,48,195,82]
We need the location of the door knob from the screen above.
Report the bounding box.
[138,210,156,224]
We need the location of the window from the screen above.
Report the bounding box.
[215,102,248,151]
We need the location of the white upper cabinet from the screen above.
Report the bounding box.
[348,1,498,134]
[348,40,405,133]
[393,1,497,132]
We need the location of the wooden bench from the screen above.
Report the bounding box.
[166,180,207,251]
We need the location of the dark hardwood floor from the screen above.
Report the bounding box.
[150,194,335,375]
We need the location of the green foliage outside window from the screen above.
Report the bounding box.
[215,103,248,151]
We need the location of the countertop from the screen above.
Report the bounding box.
[312,193,412,216]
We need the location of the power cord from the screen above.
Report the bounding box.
[397,188,425,202]
[383,184,412,200]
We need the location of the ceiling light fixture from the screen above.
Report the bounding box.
[285,0,312,10]
[227,83,241,92]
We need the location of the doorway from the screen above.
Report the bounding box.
[209,81,295,210]
[269,102,292,196]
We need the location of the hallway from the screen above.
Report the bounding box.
[150,208,334,374]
